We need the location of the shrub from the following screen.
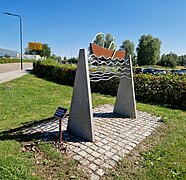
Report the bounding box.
[33,61,186,110]
[91,78,119,96]
[0,58,34,64]
[134,74,186,109]
[33,60,76,86]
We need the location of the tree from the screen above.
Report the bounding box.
[158,52,177,68]
[25,43,51,58]
[177,55,186,66]
[51,54,56,59]
[4,54,10,58]
[104,34,116,49]
[92,33,116,50]
[56,56,62,61]
[136,35,161,66]
[120,40,136,65]
[39,44,51,58]
[63,56,67,61]
[51,54,62,61]
[67,57,78,64]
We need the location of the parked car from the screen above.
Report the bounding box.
[156,69,166,75]
[178,69,186,75]
[169,69,180,75]
[169,69,185,75]
[135,67,144,74]
[143,68,156,74]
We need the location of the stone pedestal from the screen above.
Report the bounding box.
[67,49,95,142]
[114,56,137,118]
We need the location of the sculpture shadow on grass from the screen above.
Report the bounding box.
[0,116,88,143]
[0,112,130,143]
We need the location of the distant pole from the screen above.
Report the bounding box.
[4,12,23,70]
[20,15,23,70]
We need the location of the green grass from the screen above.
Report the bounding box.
[138,104,186,179]
[139,65,185,70]
[0,74,115,131]
[0,74,185,179]
[0,140,38,180]
[0,58,34,64]
[1,75,72,131]
[0,74,115,179]
[37,143,87,179]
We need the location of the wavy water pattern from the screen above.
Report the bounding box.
[89,59,130,67]
[88,56,131,82]
[89,54,129,61]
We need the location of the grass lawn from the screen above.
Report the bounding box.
[0,74,185,179]
[139,65,185,70]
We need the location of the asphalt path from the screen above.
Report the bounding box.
[0,62,33,83]
[0,62,33,73]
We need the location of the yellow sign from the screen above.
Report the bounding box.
[28,42,42,50]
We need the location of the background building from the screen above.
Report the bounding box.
[0,47,42,60]
[0,48,19,58]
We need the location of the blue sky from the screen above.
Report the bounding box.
[0,0,186,58]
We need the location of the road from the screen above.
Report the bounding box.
[0,62,33,83]
[0,62,33,73]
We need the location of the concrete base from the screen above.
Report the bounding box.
[114,56,137,118]
[67,49,95,142]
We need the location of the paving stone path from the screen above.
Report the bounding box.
[22,104,162,179]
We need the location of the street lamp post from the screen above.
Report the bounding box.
[4,12,23,70]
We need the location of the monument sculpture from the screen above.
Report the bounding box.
[67,33,136,141]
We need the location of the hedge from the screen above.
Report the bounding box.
[0,58,34,64]
[33,61,76,86]
[134,74,186,109]
[33,61,186,110]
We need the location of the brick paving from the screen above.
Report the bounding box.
[22,104,162,179]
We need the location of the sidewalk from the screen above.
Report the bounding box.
[0,63,33,84]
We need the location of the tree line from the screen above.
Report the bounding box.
[122,34,186,68]
[93,33,186,68]
[25,34,186,68]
